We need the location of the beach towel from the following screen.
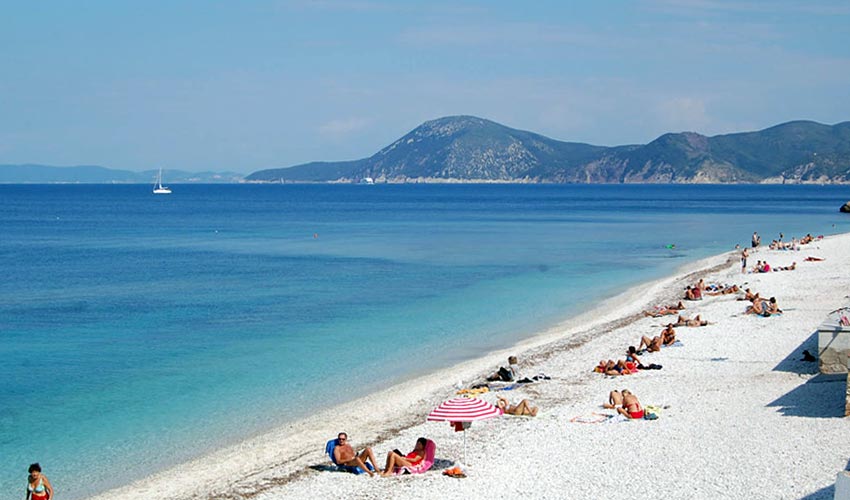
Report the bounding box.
[644,405,662,420]
[605,414,630,424]
[664,340,684,347]
[325,439,375,475]
[394,439,436,475]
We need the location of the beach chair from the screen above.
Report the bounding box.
[394,439,436,475]
[325,438,375,474]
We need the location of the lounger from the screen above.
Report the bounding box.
[394,439,436,475]
[325,438,375,474]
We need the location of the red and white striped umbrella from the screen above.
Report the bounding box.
[427,397,503,422]
[427,397,503,466]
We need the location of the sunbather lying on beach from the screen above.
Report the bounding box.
[496,396,538,416]
[604,390,644,419]
[381,437,427,477]
[773,262,797,271]
[706,284,740,296]
[643,301,686,317]
[594,359,637,376]
[804,256,824,262]
[737,288,760,302]
[674,314,709,327]
[333,432,380,476]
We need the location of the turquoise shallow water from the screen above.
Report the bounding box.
[1,184,848,498]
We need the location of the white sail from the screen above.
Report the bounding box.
[153,168,171,194]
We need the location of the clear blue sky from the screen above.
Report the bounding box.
[1,0,848,173]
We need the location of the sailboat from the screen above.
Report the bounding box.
[153,168,172,194]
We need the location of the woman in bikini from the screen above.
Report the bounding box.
[496,396,538,416]
[605,390,644,419]
[618,390,644,419]
[26,463,53,500]
[382,437,428,476]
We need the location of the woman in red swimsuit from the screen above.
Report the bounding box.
[381,437,427,477]
[618,390,644,419]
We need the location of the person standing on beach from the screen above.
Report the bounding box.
[752,232,761,249]
[741,248,749,274]
[333,433,380,476]
[26,463,53,500]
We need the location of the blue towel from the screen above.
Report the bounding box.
[325,439,374,474]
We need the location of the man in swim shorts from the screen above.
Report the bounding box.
[333,432,380,475]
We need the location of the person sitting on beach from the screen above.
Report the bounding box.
[625,346,643,366]
[496,396,539,416]
[746,297,781,317]
[760,261,771,272]
[333,432,380,476]
[684,286,702,301]
[486,355,519,382]
[696,278,706,291]
[381,437,427,477]
[640,324,677,351]
[605,390,644,419]
[674,314,709,327]
[643,301,686,317]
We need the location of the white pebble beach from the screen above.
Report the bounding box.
[90,232,850,500]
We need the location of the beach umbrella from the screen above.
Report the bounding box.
[426,397,503,464]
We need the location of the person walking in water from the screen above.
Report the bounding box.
[26,463,53,500]
[752,232,760,249]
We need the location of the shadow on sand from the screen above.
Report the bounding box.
[773,331,819,375]
[797,458,850,499]
[769,331,846,418]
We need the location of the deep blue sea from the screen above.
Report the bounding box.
[1,184,848,498]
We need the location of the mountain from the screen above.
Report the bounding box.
[246,116,850,184]
[0,164,244,183]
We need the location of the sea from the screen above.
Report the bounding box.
[1,183,848,498]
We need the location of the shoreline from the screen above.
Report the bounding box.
[88,244,744,500]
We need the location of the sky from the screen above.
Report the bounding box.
[1,0,849,173]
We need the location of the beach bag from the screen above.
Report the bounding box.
[644,410,659,420]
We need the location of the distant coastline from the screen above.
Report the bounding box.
[4,116,850,185]
[246,116,850,184]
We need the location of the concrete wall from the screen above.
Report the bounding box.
[818,329,850,374]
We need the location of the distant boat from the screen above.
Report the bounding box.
[153,168,172,194]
